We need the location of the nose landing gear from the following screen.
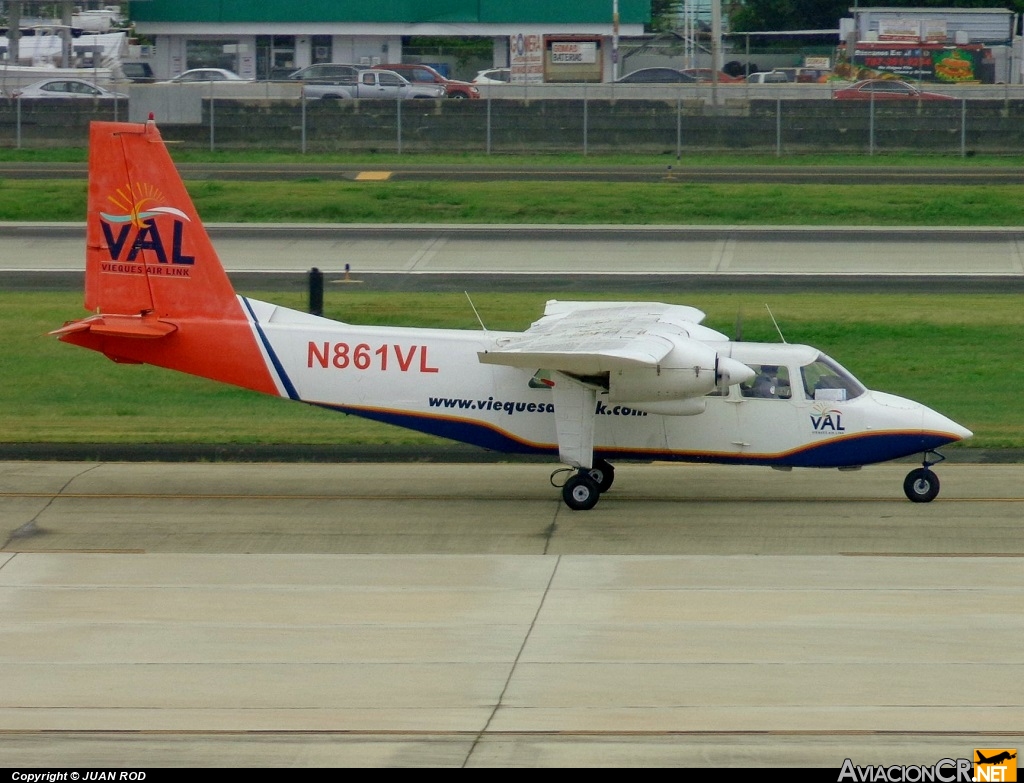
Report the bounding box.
[903,450,946,503]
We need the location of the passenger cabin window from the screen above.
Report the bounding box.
[801,354,866,401]
[740,364,791,399]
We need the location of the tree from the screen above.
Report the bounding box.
[730,1,849,32]
[649,0,682,33]
[730,0,1024,32]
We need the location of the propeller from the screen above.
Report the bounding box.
[714,353,755,388]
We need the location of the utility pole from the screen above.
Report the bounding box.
[711,0,722,73]
[612,0,620,81]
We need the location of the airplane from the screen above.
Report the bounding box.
[53,119,973,511]
[976,752,1016,765]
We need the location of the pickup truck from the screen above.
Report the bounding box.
[370,63,480,99]
[302,69,445,100]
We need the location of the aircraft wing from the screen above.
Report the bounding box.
[478,300,729,375]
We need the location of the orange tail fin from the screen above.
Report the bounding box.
[53,120,279,396]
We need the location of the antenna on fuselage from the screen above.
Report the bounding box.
[465,291,488,331]
[765,303,787,344]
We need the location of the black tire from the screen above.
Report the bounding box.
[588,459,615,493]
[450,92,468,100]
[562,473,601,511]
[903,468,940,503]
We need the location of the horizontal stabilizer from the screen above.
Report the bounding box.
[50,314,177,340]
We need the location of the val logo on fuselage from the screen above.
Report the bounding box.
[810,403,845,433]
[99,184,194,271]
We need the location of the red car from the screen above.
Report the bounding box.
[371,64,480,99]
[833,79,954,101]
[680,68,744,84]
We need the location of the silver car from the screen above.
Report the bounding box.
[12,78,128,99]
[163,68,247,83]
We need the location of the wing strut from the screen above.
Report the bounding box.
[551,371,597,470]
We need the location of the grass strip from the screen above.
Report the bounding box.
[2,178,1024,226]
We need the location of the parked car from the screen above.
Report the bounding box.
[472,68,511,85]
[267,66,299,80]
[746,70,791,84]
[779,67,831,84]
[120,62,156,83]
[11,78,127,99]
[833,79,954,101]
[680,68,745,83]
[302,69,445,100]
[616,67,697,83]
[371,63,479,99]
[285,63,360,86]
[163,68,246,83]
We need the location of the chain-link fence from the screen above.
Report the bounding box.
[3,89,1024,156]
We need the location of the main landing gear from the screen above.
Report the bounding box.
[903,450,946,503]
[553,459,615,511]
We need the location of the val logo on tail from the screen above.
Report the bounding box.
[54,119,972,510]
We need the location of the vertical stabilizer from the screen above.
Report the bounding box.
[85,119,238,320]
[55,120,280,396]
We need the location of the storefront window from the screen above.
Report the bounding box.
[311,35,332,64]
[186,38,239,72]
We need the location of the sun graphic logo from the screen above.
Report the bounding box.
[974,749,1017,782]
[810,400,845,433]
[97,182,195,268]
[100,181,190,227]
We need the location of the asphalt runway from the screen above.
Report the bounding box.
[1,461,1022,767]
[3,161,1024,185]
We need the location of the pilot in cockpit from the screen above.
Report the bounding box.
[751,365,780,398]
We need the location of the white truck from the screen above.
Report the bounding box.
[302,69,445,100]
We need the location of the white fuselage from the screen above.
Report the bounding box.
[244,297,969,468]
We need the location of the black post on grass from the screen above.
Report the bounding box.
[309,267,324,316]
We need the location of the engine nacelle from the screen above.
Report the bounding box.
[627,398,708,416]
[608,341,753,406]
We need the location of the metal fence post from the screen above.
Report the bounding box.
[582,87,588,156]
[486,95,492,155]
[301,92,307,154]
[396,95,402,154]
[869,92,875,156]
[676,95,681,161]
[209,83,215,152]
[16,96,22,149]
[960,98,967,157]
[776,97,782,157]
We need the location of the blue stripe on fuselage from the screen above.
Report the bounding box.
[241,296,300,401]
[313,403,957,466]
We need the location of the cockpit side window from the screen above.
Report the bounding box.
[739,364,791,399]
[801,354,866,401]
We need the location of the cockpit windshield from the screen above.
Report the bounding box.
[801,353,866,401]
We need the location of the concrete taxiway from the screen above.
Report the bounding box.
[1,461,1022,767]
[3,223,1024,281]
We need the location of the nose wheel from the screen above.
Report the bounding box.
[903,451,945,503]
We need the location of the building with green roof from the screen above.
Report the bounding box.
[129,0,650,81]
